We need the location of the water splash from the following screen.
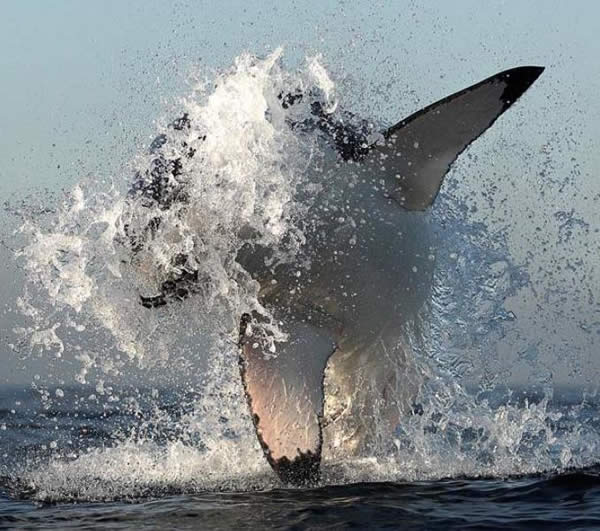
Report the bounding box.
[5,49,600,500]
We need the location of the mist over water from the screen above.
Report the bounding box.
[2,49,599,504]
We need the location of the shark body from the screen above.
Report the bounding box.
[129,65,544,485]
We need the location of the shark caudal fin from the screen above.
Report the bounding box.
[366,66,544,210]
[239,314,337,486]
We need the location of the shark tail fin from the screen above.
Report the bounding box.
[366,66,544,210]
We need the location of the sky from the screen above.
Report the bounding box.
[0,0,599,388]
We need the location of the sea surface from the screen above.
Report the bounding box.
[1,386,600,530]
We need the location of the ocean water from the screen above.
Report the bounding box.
[1,387,600,529]
[1,47,599,529]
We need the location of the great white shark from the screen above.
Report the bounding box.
[128,65,544,486]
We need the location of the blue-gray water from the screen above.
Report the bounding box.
[1,387,600,529]
[4,475,600,530]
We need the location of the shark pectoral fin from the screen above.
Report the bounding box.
[238,315,336,486]
[366,66,544,210]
